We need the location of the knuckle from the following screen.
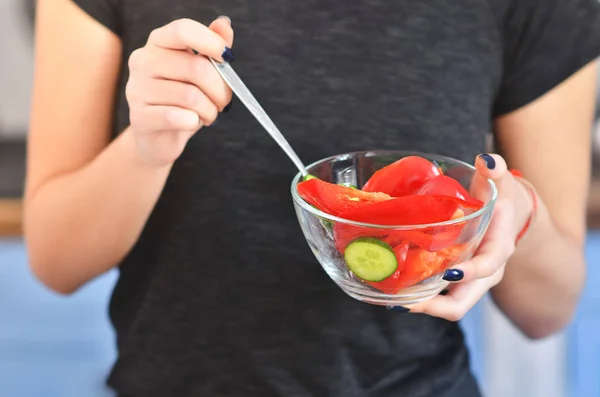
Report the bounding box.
[129,106,144,128]
[125,80,136,103]
[164,107,182,128]
[204,104,219,124]
[128,48,149,72]
[217,89,233,110]
[446,307,466,322]
[485,258,504,278]
[174,18,194,27]
[172,18,193,42]
[190,56,209,82]
[479,260,496,277]
[125,78,148,106]
[181,85,200,108]
[147,28,160,44]
[165,108,198,131]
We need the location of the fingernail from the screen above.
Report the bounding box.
[209,118,218,127]
[386,305,410,313]
[222,47,235,63]
[191,49,199,55]
[222,100,232,113]
[443,269,464,282]
[439,289,450,296]
[218,15,232,25]
[479,154,496,170]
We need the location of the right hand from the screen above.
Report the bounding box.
[126,17,234,167]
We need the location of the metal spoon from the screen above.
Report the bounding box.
[209,58,309,177]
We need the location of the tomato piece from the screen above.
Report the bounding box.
[297,178,391,216]
[339,195,459,225]
[363,156,441,197]
[417,175,483,209]
[366,242,410,294]
[382,209,466,251]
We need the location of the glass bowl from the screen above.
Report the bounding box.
[291,150,497,306]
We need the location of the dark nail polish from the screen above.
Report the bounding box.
[217,15,232,26]
[386,305,410,313]
[443,269,464,282]
[479,154,496,170]
[222,47,235,63]
[192,49,199,55]
[223,100,232,113]
[439,289,450,296]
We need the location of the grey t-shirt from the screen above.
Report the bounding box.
[71,0,600,396]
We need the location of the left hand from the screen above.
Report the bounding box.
[402,153,534,321]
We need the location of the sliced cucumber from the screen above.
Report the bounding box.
[344,237,398,282]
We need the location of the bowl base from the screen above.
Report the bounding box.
[339,278,450,306]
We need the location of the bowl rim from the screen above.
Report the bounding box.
[290,150,498,230]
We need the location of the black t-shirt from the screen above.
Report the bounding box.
[70,0,600,396]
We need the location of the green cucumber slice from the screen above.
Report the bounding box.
[344,237,398,282]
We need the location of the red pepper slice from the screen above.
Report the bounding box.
[297,178,391,216]
[339,195,458,225]
[417,175,483,209]
[333,196,458,255]
[382,209,465,251]
[333,224,389,254]
[333,205,460,255]
[366,242,410,294]
[363,156,441,197]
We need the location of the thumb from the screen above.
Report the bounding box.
[209,15,234,48]
[475,153,509,182]
[469,153,510,200]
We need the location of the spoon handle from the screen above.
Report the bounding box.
[209,58,309,177]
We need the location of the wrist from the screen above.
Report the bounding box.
[510,169,538,245]
[122,127,176,171]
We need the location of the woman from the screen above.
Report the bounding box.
[25,0,600,395]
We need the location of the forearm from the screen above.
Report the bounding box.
[491,197,586,339]
[24,128,172,293]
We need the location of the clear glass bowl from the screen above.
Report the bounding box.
[291,150,497,306]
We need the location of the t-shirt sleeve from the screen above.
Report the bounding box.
[493,0,600,116]
[71,0,121,37]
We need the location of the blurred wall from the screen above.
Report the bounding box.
[0,0,33,136]
[0,0,599,137]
